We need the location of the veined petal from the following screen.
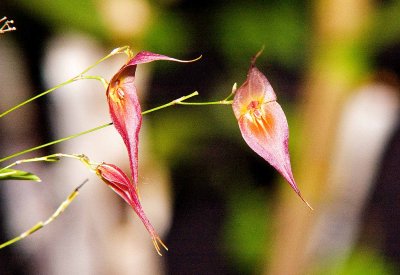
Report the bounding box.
[96,163,168,255]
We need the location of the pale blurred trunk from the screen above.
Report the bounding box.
[265,1,372,274]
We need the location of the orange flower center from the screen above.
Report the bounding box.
[109,80,125,104]
[243,100,274,136]
[247,100,263,119]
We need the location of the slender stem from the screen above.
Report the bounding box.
[0,153,96,173]
[177,100,232,106]
[0,91,200,163]
[0,75,108,118]
[223,82,237,101]
[143,91,233,109]
[0,90,233,164]
[141,91,199,115]
[0,179,87,250]
[0,47,129,118]
[0,78,77,118]
[79,46,131,76]
[78,75,109,88]
[0,123,112,163]
[173,84,236,106]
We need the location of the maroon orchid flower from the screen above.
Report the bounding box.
[232,54,312,210]
[103,51,199,254]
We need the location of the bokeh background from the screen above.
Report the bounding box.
[1,0,400,274]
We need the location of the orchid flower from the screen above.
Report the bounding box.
[232,53,312,210]
[105,51,200,253]
[106,51,199,191]
[96,163,167,255]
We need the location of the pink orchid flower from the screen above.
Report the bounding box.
[106,51,195,190]
[96,163,167,255]
[232,55,312,210]
[103,51,198,254]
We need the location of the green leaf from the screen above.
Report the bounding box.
[0,168,41,182]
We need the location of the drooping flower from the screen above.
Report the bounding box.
[104,51,199,253]
[232,54,312,209]
[96,163,167,255]
[106,51,198,190]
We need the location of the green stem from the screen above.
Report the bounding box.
[177,100,233,106]
[0,46,129,118]
[0,123,112,163]
[80,46,130,76]
[0,180,87,250]
[174,83,236,106]
[141,91,199,115]
[0,91,199,163]
[0,90,233,163]
[0,90,234,164]
[0,153,95,173]
[0,78,77,118]
[223,82,237,101]
[142,91,233,109]
[80,75,109,88]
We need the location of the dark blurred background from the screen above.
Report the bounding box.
[0,0,399,274]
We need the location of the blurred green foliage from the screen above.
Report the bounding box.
[311,248,396,275]
[214,1,311,70]
[222,185,271,274]
[13,0,106,38]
